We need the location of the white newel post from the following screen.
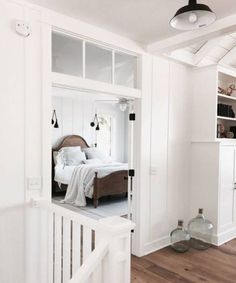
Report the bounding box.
[98,216,135,283]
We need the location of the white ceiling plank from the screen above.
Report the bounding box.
[219,45,236,65]
[219,35,236,50]
[185,41,207,54]
[147,14,236,54]
[207,46,229,62]
[193,37,223,66]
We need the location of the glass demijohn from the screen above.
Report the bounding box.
[170,220,190,253]
[188,208,214,250]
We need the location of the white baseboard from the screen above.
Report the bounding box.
[143,236,170,256]
[213,227,236,246]
[141,229,236,257]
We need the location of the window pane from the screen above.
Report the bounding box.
[52,32,83,77]
[115,52,137,88]
[86,43,112,83]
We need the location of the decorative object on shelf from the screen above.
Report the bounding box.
[51,110,59,128]
[217,123,226,138]
[230,126,236,139]
[217,124,221,139]
[218,86,225,94]
[170,0,216,31]
[170,220,190,253]
[227,84,236,96]
[217,103,235,118]
[90,114,100,131]
[226,131,234,139]
[218,84,236,96]
[188,208,214,250]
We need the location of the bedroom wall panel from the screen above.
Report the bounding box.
[51,89,128,162]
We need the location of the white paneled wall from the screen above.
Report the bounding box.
[52,88,128,162]
[168,62,192,227]
[146,57,192,253]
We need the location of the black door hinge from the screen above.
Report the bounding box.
[129,113,136,121]
[129,169,135,177]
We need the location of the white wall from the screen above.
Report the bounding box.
[0,1,44,282]
[143,57,192,254]
[52,87,128,162]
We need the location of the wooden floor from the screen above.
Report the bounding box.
[131,239,236,283]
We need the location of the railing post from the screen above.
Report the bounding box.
[98,216,135,283]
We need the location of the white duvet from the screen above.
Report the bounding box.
[57,162,128,207]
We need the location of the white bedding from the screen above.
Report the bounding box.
[54,165,77,185]
[56,162,128,207]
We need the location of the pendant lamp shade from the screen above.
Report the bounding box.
[170,0,216,31]
[54,119,59,128]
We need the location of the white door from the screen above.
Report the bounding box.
[219,146,236,231]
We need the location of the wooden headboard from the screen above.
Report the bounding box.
[52,135,89,193]
[53,135,90,152]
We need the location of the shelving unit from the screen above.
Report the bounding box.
[217,67,236,139]
[192,65,236,141]
[191,66,236,246]
[217,94,236,103]
[217,116,236,121]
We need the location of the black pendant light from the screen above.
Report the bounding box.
[170,0,216,31]
[90,114,100,131]
[51,110,59,128]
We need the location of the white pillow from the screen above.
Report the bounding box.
[60,147,86,166]
[83,158,103,165]
[82,148,113,162]
[53,151,64,165]
[61,146,81,152]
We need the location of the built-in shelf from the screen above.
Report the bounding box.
[217,93,236,103]
[217,116,236,121]
[216,138,236,142]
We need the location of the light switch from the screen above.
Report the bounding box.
[27,177,42,190]
[150,167,157,175]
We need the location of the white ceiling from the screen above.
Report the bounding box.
[26,0,236,44]
[167,32,236,68]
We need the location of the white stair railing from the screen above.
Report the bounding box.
[31,200,135,283]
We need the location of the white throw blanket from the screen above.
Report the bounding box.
[62,163,128,206]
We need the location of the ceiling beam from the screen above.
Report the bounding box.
[168,49,194,66]
[147,14,236,54]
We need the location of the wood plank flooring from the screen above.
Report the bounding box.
[131,239,236,283]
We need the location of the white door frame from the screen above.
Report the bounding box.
[41,24,143,256]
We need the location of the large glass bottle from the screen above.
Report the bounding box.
[170,220,190,253]
[188,208,214,250]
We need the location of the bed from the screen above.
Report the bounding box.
[52,135,128,208]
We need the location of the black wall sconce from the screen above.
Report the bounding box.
[90,114,100,131]
[51,109,59,128]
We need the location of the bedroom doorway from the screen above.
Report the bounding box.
[51,86,135,221]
